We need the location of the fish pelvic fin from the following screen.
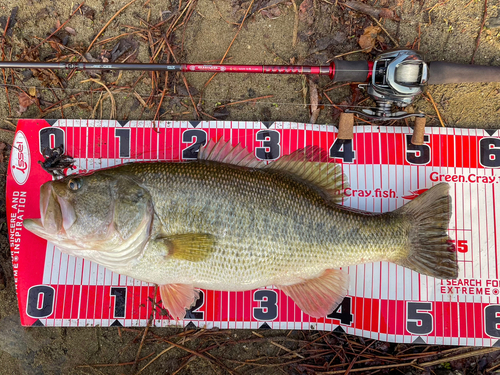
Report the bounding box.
[391,182,458,279]
[199,138,349,203]
[159,284,199,320]
[277,269,349,318]
[158,233,216,262]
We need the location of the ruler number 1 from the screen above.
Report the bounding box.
[115,128,131,158]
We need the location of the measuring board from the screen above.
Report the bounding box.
[7,119,500,346]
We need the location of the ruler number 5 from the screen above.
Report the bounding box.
[406,302,433,335]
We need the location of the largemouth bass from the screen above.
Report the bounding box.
[24,140,458,320]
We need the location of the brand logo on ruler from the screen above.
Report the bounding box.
[11,131,31,185]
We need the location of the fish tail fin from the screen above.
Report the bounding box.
[391,182,458,279]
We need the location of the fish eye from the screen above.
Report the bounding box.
[68,179,81,191]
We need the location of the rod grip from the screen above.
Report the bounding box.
[331,60,369,82]
[428,61,500,84]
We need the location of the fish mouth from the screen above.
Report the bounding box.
[24,181,76,237]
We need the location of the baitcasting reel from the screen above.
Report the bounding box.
[345,50,428,121]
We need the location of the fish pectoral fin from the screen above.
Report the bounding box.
[277,269,349,318]
[158,233,216,262]
[159,283,199,320]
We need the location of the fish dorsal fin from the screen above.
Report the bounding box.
[198,139,262,168]
[198,139,348,203]
[265,146,349,203]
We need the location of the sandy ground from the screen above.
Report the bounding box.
[0,0,499,374]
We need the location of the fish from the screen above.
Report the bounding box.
[24,139,458,320]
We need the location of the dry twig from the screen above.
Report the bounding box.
[426,92,445,127]
[471,0,488,64]
[87,0,140,52]
[81,79,117,119]
[204,0,255,88]
[26,2,84,55]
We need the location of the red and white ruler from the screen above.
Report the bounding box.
[7,119,500,346]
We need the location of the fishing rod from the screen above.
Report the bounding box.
[1,49,500,121]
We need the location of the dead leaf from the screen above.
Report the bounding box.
[18,92,35,114]
[298,0,314,25]
[358,25,381,53]
[74,4,95,20]
[261,7,281,19]
[65,26,77,36]
[28,87,36,97]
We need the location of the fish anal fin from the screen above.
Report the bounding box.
[159,284,199,320]
[265,147,349,203]
[158,233,215,262]
[277,269,349,318]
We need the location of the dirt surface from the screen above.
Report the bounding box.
[0,0,499,374]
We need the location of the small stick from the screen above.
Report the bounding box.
[81,79,116,118]
[343,340,375,374]
[327,48,371,61]
[131,313,154,372]
[164,40,200,118]
[426,92,445,127]
[91,91,104,119]
[26,2,84,55]
[41,102,89,117]
[471,0,488,64]
[87,0,139,53]
[323,82,352,92]
[217,95,274,108]
[161,338,238,375]
[291,0,299,47]
[204,0,256,88]
[165,0,195,37]
[321,362,424,374]
[0,128,15,144]
[212,0,239,25]
[136,346,175,374]
[344,0,400,20]
[199,109,218,120]
[2,14,10,37]
[420,347,500,367]
[1,62,12,117]
[370,16,399,46]
[95,31,141,46]
[75,353,154,368]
